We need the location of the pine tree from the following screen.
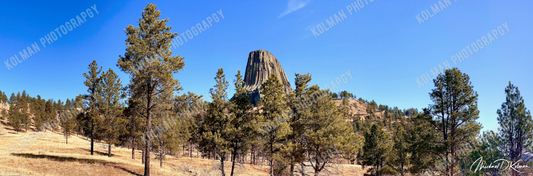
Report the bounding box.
[283,73,311,175]
[304,88,362,176]
[464,131,504,175]
[202,68,232,176]
[494,82,532,175]
[360,124,390,176]
[20,91,31,132]
[228,70,256,176]
[8,92,22,133]
[428,68,481,176]
[407,112,438,174]
[331,93,338,99]
[260,73,290,175]
[82,60,102,155]
[31,95,45,130]
[117,4,184,175]
[152,88,180,168]
[388,125,409,176]
[60,99,77,144]
[1,91,7,103]
[123,99,145,159]
[1,109,7,120]
[95,68,124,157]
[43,99,56,131]
[174,92,202,159]
[73,95,85,136]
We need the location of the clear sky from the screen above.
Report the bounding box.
[1,0,531,132]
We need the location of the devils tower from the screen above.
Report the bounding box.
[244,49,293,105]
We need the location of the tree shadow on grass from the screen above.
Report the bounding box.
[80,148,115,157]
[12,153,142,176]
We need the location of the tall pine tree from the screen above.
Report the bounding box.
[95,68,124,157]
[202,68,232,176]
[360,124,390,176]
[228,70,256,176]
[117,4,184,175]
[428,68,481,176]
[260,73,290,175]
[82,60,102,155]
[495,82,532,176]
[8,92,22,133]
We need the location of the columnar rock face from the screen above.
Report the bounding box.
[244,49,293,104]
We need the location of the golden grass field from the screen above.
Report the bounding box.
[0,119,366,176]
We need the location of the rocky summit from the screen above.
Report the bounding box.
[244,49,293,104]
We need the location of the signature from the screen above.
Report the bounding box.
[470,157,530,173]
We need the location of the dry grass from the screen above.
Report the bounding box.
[0,104,366,176]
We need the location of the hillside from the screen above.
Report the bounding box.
[0,105,367,176]
[333,99,388,121]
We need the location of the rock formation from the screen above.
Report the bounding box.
[244,49,293,104]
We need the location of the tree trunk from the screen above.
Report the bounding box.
[108,143,112,157]
[90,119,94,155]
[220,154,226,176]
[290,164,294,176]
[144,93,152,176]
[253,149,256,165]
[142,149,145,164]
[132,138,135,159]
[160,153,163,167]
[270,140,274,175]
[231,147,237,176]
[65,134,68,144]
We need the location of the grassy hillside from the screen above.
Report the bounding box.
[0,109,366,176]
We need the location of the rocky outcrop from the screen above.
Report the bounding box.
[244,49,293,104]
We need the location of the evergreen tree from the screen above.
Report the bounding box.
[43,99,56,130]
[20,91,31,132]
[2,91,8,104]
[407,112,438,174]
[228,70,256,176]
[8,92,22,133]
[428,68,481,176]
[73,95,86,136]
[60,99,77,144]
[360,124,390,176]
[388,125,409,176]
[117,4,183,175]
[331,93,338,99]
[340,90,354,99]
[304,88,362,176]
[152,88,180,168]
[494,82,532,175]
[202,68,232,176]
[1,109,7,120]
[82,60,102,155]
[31,95,45,130]
[1,91,7,103]
[283,73,312,175]
[175,92,203,159]
[463,131,505,175]
[123,98,145,159]
[95,68,124,157]
[260,73,290,175]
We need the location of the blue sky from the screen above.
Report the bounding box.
[1,0,531,132]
